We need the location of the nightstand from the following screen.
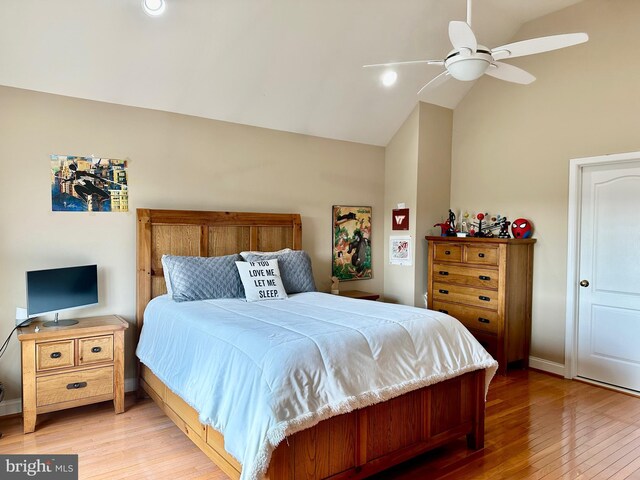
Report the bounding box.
[338,290,380,301]
[18,315,128,433]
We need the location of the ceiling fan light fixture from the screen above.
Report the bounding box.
[142,0,166,17]
[446,57,490,81]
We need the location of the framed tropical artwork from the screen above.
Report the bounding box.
[332,205,372,281]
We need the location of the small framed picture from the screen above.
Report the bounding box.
[390,235,412,266]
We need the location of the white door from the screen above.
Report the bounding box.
[577,160,640,391]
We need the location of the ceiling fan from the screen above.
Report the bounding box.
[364,0,589,94]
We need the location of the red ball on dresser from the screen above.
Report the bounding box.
[511,218,533,239]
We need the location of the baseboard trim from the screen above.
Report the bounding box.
[0,398,22,417]
[1,377,138,417]
[529,356,565,377]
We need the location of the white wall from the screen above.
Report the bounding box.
[0,86,385,404]
[451,0,640,364]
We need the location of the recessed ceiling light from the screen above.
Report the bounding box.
[381,70,398,87]
[142,0,166,17]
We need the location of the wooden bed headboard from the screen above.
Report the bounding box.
[136,209,302,333]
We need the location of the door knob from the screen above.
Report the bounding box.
[580,280,590,287]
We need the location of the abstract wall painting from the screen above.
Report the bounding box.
[332,205,372,281]
[50,155,129,212]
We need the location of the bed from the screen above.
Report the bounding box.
[136,208,497,480]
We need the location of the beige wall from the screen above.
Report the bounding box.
[383,103,452,307]
[0,86,385,403]
[451,0,640,364]
[415,103,452,307]
[384,106,419,305]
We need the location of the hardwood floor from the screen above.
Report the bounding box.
[1,370,639,479]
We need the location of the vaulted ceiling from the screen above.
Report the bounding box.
[0,0,583,146]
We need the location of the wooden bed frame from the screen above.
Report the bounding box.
[136,208,486,480]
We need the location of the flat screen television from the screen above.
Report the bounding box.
[26,265,98,327]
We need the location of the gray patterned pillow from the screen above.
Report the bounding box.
[161,254,244,302]
[244,250,317,294]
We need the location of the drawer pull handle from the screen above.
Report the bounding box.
[478,253,485,258]
[478,317,491,324]
[479,275,491,281]
[444,250,451,255]
[439,289,449,294]
[91,346,102,353]
[50,352,62,359]
[438,309,449,314]
[479,296,491,302]
[438,271,449,276]
[67,382,87,390]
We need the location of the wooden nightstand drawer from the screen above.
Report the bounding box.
[432,301,499,334]
[465,245,499,265]
[433,243,463,262]
[433,282,499,310]
[36,340,75,372]
[432,263,498,289]
[36,366,114,407]
[19,315,128,433]
[338,290,380,301]
[79,335,114,365]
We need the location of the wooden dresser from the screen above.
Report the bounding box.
[18,315,128,433]
[426,236,535,374]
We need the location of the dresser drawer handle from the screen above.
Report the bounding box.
[479,275,491,281]
[50,352,62,359]
[66,382,87,390]
[438,309,449,314]
[444,250,451,255]
[439,289,449,294]
[91,346,102,353]
[438,271,449,276]
[478,253,485,258]
[479,296,491,302]
[478,317,491,324]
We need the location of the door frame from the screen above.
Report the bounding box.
[565,150,640,379]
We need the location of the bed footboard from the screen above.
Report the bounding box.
[140,364,485,480]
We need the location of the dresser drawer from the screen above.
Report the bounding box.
[470,330,498,360]
[36,340,75,372]
[432,263,498,289]
[433,243,463,262]
[432,301,499,334]
[79,335,114,365]
[432,282,499,310]
[36,366,114,407]
[464,245,499,265]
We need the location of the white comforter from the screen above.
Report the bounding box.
[136,292,497,480]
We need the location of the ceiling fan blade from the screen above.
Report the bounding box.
[449,20,477,52]
[485,62,536,84]
[363,59,443,68]
[492,32,589,61]
[417,71,451,95]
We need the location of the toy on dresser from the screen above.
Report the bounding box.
[434,209,458,236]
[463,212,510,238]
